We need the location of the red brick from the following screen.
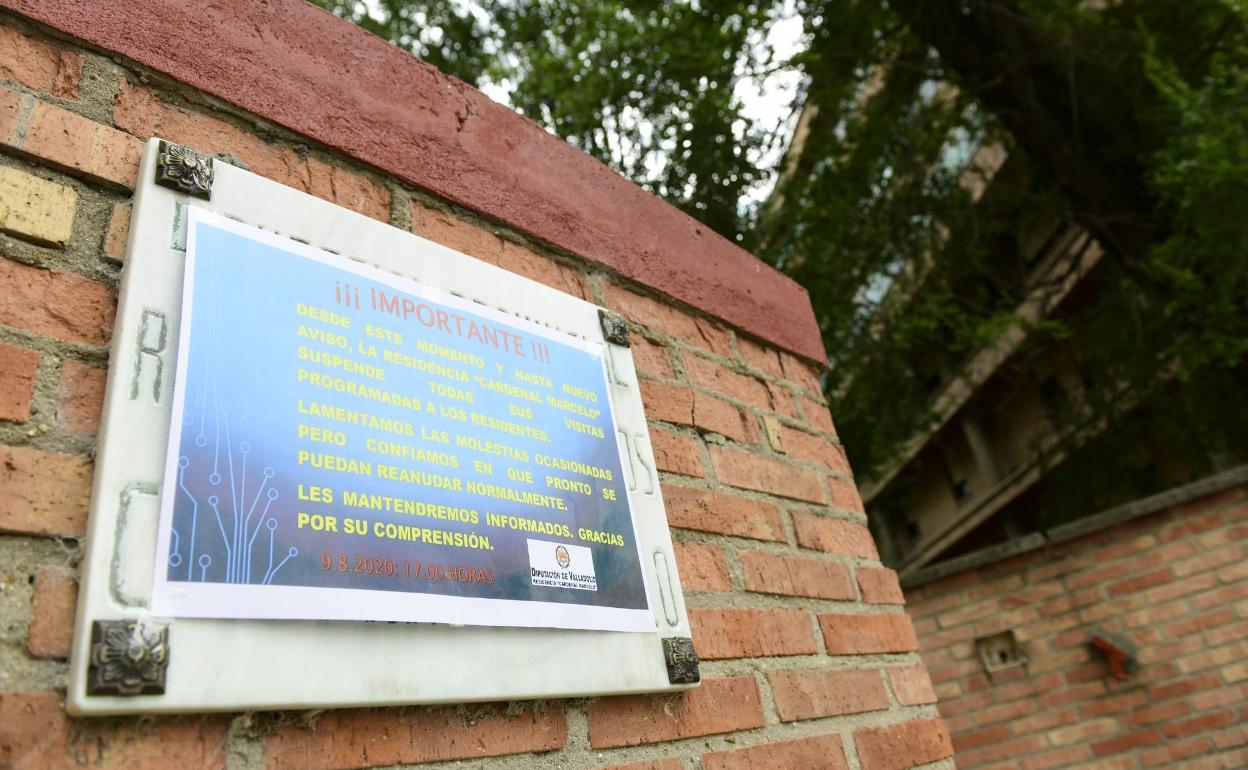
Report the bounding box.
[935,597,995,629]
[1107,567,1175,597]
[780,351,824,395]
[778,426,851,475]
[975,697,1035,726]
[661,483,785,542]
[827,476,864,513]
[792,513,879,559]
[640,380,758,444]
[411,201,504,262]
[673,542,731,592]
[1038,680,1107,709]
[1012,707,1079,734]
[1094,533,1158,562]
[418,221,584,302]
[739,550,854,599]
[103,202,131,263]
[689,608,817,659]
[888,665,936,705]
[952,725,1009,753]
[1150,673,1221,701]
[1204,618,1248,646]
[1123,600,1193,630]
[1024,746,1091,770]
[1192,684,1248,710]
[980,735,1050,764]
[587,676,763,748]
[684,354,793,415]
[114,82,390,219]
[266,702,565,769]
[801,396,837,433]
[1050,717,1119,745]
[0,88,143,188]
[1039,586,1102,617]
[1065,561,1131,590]
[1141,736,1215,767]
[765,380,798,418]
[1078,690,1149,718]
[709,445,825,503]
[0,258,114,345]
[305,156,390,221]
[767,668,888,721]
[649,429,703,477]
[819,613,917,655]
[1137,636,1203,666]
[703,733,847,770]
[57,360,106,435]
[1092,729,1163,757]
[735,336,785,380]
[26,567,76,658]
[855,718,953,770]
[1128,703,1183,728]
[1165,609,1236,639]
[1211,723,1248,751]
[0,342,38,421]
[0,24,81,98]
[116,81,304,186]
[495,240,590,301]
[604,283,732,357]
[0,445,92,536]
[858,567,905,605]
[0,691,228,769]
[630,335,675,379]
[640,379,694,424]
[1192,583,1248,611]
[1173,543,1242,578]
[926,660,981,686]
[1176,640,1248,673]
[1163,710,1239,740]
[1161,501,1231,540]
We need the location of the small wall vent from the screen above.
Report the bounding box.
[976,630,1026,673]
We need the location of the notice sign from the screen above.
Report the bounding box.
[151,210,654,632]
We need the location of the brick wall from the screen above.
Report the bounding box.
[0,9,951,770]
[907,485,1248,770]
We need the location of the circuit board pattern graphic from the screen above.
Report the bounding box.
[167,380,295,585]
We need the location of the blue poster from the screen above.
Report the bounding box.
[151,210,654,632]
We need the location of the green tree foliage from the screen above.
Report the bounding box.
[312,0,1248,502]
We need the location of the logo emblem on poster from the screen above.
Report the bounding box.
[528,539,597,591]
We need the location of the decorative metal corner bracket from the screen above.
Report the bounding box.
[87,619,169,696]
[599,309,631,347]
[155,140,214,198]
[662,636,700,685]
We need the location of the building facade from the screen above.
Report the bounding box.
[862,128,1248,768]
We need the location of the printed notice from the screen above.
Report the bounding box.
[150,209,654,632]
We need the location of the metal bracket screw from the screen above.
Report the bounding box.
[87,619,170,696]
[662,636,700,684]
[155,140,214,198]
[599,309,631,347]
